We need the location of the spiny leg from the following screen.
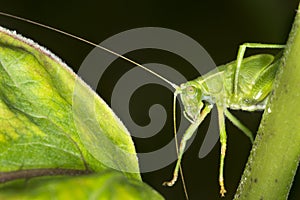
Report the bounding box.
[163,104,212,186]
[234,43,285,96]
[217,106,227,197]
[224,109,254,143]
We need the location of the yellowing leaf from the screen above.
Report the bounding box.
[0,26,140,180]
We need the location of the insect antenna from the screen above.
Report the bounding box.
[173,90,189,200]
[0,11,179,90]
[0,11,190,198]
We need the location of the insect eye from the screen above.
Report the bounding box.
[186,86,196,96]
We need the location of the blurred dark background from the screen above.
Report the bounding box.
[0,0,299,199]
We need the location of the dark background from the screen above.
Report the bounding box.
[0,0,299,199]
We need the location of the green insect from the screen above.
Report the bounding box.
[162,43,285,197]
[0,12,285,198]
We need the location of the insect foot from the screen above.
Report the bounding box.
[219,179,227,197]
[162,174,178,187]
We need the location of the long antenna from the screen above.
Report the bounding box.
[173,91,189,200]
[0,11,179,90]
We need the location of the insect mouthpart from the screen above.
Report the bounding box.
[177,83,204,121]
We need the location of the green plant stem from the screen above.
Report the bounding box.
[234,5,300,200]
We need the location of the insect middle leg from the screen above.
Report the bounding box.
[217,106,227,197]
[233,43,285,95]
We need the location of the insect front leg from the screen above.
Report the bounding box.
[183,111,195,123]
[217,105,227,197]
[233,43,285,95]
[163,104,212,187]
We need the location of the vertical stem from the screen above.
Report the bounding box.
[234,4,300,200]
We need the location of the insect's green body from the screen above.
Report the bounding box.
[182,53,281,121]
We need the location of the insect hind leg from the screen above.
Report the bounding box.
[224,109,254,143]
[233,43,285,95]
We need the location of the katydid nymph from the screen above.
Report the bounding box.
[0,12,285,198]
[162,43,285,197]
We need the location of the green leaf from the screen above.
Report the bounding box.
[0,170,163,200]
[0,26,140,181]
